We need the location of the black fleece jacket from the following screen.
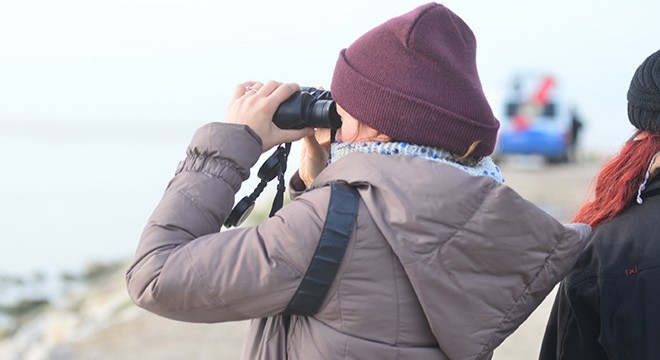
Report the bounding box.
[540,175,660,360]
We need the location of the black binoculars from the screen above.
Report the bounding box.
[272,87,342,130]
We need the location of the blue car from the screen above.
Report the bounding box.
[496,74,581,163]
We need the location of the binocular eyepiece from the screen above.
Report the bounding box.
[272,87,342,130]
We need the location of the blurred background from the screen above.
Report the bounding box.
[1,0,658,358]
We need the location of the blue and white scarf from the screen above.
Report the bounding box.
[330,141,505,183]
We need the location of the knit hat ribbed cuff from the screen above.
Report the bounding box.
[332,49,499,157]
[627,49,660,134]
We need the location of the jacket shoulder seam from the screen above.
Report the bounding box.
[478,221,562,357]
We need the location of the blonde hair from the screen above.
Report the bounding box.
[458,140,482,161]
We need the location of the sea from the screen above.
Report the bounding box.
[0,119,289,305]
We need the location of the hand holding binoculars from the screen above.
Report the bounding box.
[224,87,341,228]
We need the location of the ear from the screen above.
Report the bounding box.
[373,133,392,143]
[633,131,650,141]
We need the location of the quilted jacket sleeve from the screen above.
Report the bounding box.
[125,123,326,323]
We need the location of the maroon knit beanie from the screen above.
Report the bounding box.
[331,3,499,157]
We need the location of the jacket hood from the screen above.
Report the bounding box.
[312,153,589,359]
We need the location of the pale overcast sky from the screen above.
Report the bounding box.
[1,0,659,151]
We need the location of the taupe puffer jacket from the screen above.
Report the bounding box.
[126,123,589,359]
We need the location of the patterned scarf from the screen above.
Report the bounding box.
[330,141,505,183]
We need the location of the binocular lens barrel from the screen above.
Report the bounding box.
[308,101,341,129]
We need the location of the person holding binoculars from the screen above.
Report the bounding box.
[126,3,589,359]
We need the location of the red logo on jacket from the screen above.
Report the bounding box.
[625,267,639,277]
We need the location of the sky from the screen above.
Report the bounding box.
[0,0,659,275]
[1,0,659,149]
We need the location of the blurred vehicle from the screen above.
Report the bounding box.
[496,73,582,163]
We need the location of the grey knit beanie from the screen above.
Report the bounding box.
[627,49,660,134]
[330,3,499,157]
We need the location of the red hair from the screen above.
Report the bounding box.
[573,132,660,227]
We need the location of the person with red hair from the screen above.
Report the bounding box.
[540,49,660,359]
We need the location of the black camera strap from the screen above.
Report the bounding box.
[269,142,290,217]
[284,182,359,316]
[224,143,292,228]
